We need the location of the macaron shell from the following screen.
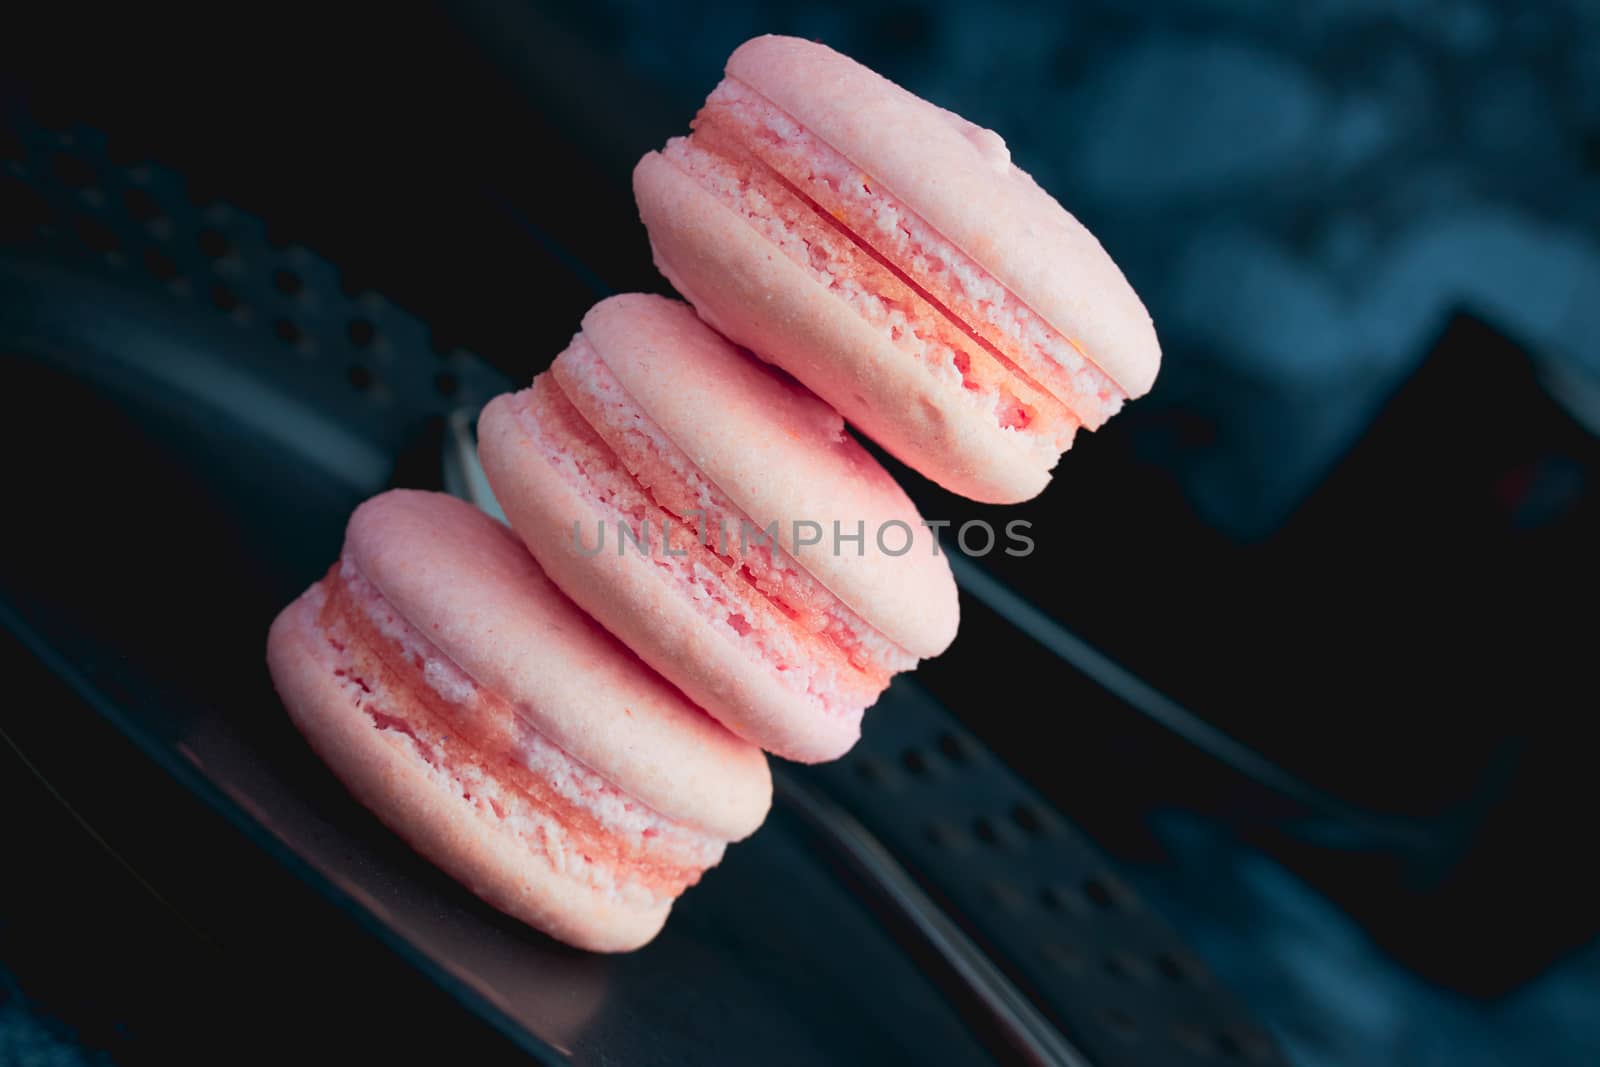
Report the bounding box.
[345,490,770,841]
[725,35,1160,399]
[268,592,670,953]
[479,392,863,763]
[635,152,1052,504]
[580,293,959,658]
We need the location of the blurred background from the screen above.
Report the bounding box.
[3,2,1598,1064]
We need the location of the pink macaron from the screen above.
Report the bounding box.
[266,490,771,952]
[634,35,1161,504]
[478,293,958,763]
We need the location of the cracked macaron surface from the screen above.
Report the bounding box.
[267,490,770,952]
[479,293,958,763]
[635,34,1160,503]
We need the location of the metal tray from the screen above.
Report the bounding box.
[0,119,1284,1066]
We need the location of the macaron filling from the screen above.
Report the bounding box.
[510,338,917,721]
[688,76,1126,432]
[308,556,726,906]
[660,134,1075,465]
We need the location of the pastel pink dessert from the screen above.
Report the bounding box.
[634,35,1161,504]
[478,294,958,763]
[266,490,771,952]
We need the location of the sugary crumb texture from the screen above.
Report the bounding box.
[305,557,730,912]
[661,78,1128,460]
[517,334,919,729]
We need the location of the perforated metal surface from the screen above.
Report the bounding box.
[0,113,504,449]
[2,112,1288,1066]
[818,684,1285,1065]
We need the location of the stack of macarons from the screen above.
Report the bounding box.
[268,35,1158,952]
